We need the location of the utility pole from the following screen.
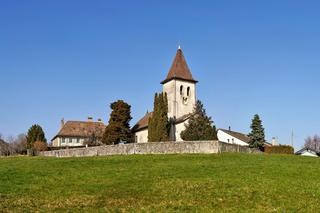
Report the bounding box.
[291,130,294,147]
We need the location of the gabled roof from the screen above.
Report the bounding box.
[132,112,192,133]
[218,129,273,147]
[218,129,250,143]
[176,113,192,123]
[51,121,106,141]
[132,112,153,132]
[295,147,320,155]
[161,48,197,84]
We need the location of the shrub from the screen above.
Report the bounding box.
[33,141,48,152]
[264,145,294,154]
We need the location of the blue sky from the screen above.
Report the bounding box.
[1,0,320,149]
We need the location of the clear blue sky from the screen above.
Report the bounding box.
[1,0,320,149]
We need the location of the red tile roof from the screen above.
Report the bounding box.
[161,48,197,84]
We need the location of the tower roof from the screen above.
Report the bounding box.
[161,48,197,84]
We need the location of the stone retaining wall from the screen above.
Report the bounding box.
[39,141,259,157]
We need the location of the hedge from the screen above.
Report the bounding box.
[264,145,294,154]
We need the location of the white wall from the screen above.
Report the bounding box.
[175,120,188,141]
[300,150,318,157]
[217,130,248,146]
[163,80,196,119]
[52,138,59,147]
[134,78,196,143]
[135,120,188,143]
[135,129,148,143]
[53,137,85,147]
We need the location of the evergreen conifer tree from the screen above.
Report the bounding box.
[180,100,217,141]
[148,92,169,142]
[26,124,47,149]
[102,100,133,145]
[248,114,266,149]
[148,93,158,142]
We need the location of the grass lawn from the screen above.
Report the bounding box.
[0,153,319,212]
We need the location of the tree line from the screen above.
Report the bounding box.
[304,135,320,152]
[100,92,267,151]
[0,124,47,156]
[0,93,269,155]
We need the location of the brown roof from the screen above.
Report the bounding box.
[161,48,197,84]
[219,129,250,143]
[132,112,192,132]
[175,113,193,124]
[51,121,106,141]
[132,112,153,132]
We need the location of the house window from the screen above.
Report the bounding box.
[69,138,72,143]
[135,136,138,143]
[61,138,65,143]
[187,87,190,96]
[180,85,183,95]
[227,139,230,143]
[77,138,80,143]
[232,138,234,144]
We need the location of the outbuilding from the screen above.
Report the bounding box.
[295,147,319,157]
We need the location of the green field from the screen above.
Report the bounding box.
[0,153,319,212]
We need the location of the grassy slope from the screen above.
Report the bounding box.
[0,153,319,212]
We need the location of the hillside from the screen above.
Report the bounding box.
[0,153,319,212]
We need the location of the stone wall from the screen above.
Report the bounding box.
[219,142,260,153]
[39,141,259,158]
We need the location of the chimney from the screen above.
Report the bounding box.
[61,118,65,129]
[88,116,93,122]
[97,118,102,123]
[228,126,231,131]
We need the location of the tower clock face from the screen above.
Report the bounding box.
[183,97,188,105]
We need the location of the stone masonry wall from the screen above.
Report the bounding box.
[39,141,259,158]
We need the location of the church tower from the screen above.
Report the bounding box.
[161,47,198,120]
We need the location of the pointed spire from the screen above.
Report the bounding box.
[161,48,197,84]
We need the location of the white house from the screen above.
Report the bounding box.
[295,148,319,157]
[217,128,250,146]
[132,47,197,143]
[217,128,273,147]
[51,118,106,147]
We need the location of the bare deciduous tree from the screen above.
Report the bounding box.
[1,134,28,156]
[0,134,10,156]
[304,135,320,152]
[11,134,27,154]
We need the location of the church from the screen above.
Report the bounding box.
[132,47,198,143]
[50,47,263,147]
